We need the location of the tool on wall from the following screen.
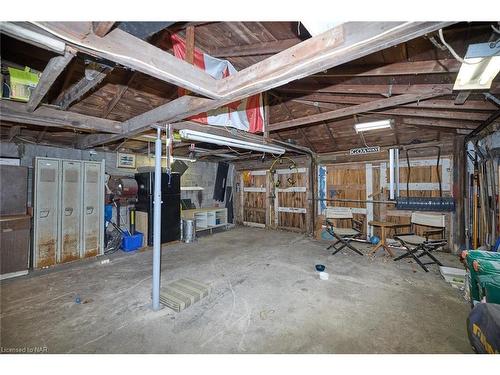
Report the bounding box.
[395,145,456,212]
[268,156,298,188]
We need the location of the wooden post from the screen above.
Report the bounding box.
[263,92,270,139]
[185,26,195,65]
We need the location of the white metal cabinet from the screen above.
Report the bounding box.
[33,157,105,269]
[59,161,82,263]
[33,158,60,268]
[82,161,104,258]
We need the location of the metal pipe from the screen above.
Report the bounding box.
[389,148,396,199]
[152,127,162,311]
[313,198,396,205]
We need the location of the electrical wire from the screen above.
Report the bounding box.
[438,29,484,65]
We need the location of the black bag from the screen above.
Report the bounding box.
[467,303,500,354]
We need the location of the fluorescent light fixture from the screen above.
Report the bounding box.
[354,119,393,133]
[454,42,500,91]
[157,156,196,162]
[179,129,286,155]
[173,156,196,163]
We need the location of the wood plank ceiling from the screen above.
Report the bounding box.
[1,21,499,155]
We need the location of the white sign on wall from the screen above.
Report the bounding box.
[349,146,381,155]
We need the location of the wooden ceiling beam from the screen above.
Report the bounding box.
[401,117,479,130]
[34,22,453,147]
[277,82,500,96]
[101,72,138,118]
[1,100,122,133]
[218,22,454,100]
[289,97,492,124]
[77,95,215,148]
[92,22,115,37]
[26,48,76,112]
[54,63,112,110]
[311,58,460,77]
[367,107,490,122]
[288,94,498,111]
[210,38,300,58]
[268,89,450,131]
[32,22,220,99]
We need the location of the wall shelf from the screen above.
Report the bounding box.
[182,207,228,233]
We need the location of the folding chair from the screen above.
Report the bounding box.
[325,207,364,256]
[393,212,446,272]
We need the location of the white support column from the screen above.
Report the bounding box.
[365,163,373,237]
[152,127,162,311]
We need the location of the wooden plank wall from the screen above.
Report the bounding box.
[276,167,309,232]
[321,156,455,248]
[236,166,310,233]
[241,170,267,228]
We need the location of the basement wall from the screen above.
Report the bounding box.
[0,141,234,222]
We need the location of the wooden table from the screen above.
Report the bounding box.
[368,221,398,257]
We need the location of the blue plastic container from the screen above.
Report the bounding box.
[104,204,113,222]
[121,231,144,252]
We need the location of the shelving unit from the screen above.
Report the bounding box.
[182,207,228,234]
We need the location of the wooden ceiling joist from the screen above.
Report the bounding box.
[367,107,490,122]
[26,48,76,112]
[30,22,220,99]
[1,100,122,133]
[54,63,113,110]
[278,83,500,96]
[77,95,215,148]
[101,72,138,118]
[218,22,454,100]
[312,59,461,77]
[401,117,480,130]
[210,38,300,58]
[92,22,115,37]
[289,94,498,111]
[268,89,450,131]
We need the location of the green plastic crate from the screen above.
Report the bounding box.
[466,251,500,302]
[478,274,500,304]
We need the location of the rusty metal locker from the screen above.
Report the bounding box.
[82,161,104,258]
[59,161,82,263]
[34,158,104,269]
[33,158,60,268]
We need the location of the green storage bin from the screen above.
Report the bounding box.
[466,251,500,302]
[478,274,500,304]
[7,66,40,102]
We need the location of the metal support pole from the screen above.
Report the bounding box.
[389,149,395,200]
[389,148,399,200]
[152,127,162,311]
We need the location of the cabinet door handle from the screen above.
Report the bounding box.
[40,209,50,218]
[64,207,73,216]
[86,206,94,215]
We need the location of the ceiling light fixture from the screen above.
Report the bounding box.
[354,119,393,133]
[179,129,286,155]
[453,42,500,90]
[157,156,197,162]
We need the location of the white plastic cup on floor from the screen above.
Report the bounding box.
[319,272,329,280]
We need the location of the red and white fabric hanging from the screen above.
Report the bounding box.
[170,33,264,133]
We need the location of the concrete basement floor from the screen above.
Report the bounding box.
[1,227,472,354]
